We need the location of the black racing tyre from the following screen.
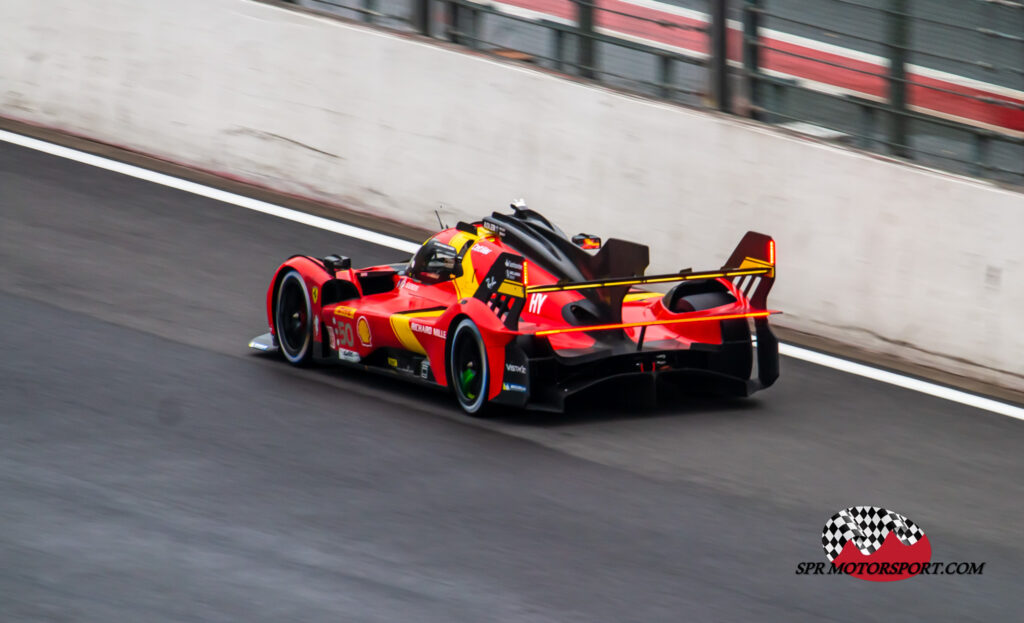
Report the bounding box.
[275,270,313,365]
[448,318,490,415]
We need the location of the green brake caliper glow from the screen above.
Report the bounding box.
[459,368,477,399]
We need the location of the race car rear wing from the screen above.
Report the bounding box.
[473,232,777,332]
[524,265,771,293]
[526,231,776,306]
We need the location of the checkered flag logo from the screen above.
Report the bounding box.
[822,506,925,562]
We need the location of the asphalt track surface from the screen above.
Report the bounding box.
[2,139,1023,622]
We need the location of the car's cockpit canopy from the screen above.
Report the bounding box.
[409,239,461,284]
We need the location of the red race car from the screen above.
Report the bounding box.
[249,203,780,414]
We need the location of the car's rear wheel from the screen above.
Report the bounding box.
[275,270,313,365]
[448,318,489,415]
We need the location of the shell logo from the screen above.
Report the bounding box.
[356,316,372,347]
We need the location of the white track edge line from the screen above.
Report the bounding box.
[0,130,422,255]
[1,128,1021,420]
[779,344,1023,420]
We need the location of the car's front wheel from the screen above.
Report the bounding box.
[448,318,490,415]
[275,270,313,365]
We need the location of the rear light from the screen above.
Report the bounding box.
[767,239,776,265]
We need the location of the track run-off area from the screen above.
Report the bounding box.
[1,130,1022,621]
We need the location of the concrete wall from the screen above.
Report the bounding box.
[3,0,1023,391]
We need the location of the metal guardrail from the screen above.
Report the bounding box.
[743,0,1024,183]
[289,0,715,106]
[287,0,1024,185]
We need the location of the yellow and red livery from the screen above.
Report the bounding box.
[250,205,780,414]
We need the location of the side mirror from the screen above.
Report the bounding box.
[323,255,351,274]
[572,234,602,250]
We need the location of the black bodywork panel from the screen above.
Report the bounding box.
[491,318,780,412]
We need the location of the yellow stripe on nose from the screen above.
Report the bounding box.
[389,309,446,355]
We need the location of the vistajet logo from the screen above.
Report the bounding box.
[795,506,985,582]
